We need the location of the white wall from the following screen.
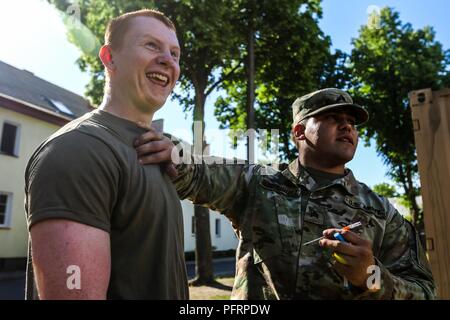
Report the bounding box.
[181,200,238,252]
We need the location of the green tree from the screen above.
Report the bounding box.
[155,0,241,286]
[49,0,241,286]
[349,7,449,231]
[373,182,398,198]
[214,0,343,161]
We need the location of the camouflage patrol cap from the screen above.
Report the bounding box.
[292,88,369,125]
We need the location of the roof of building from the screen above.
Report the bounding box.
[0,60,92,119]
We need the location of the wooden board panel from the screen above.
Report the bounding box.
[410,88,450,299]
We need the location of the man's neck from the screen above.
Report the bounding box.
[99,95,154,125]
[299,156,346,175]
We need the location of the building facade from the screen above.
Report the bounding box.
[0,60,92,270]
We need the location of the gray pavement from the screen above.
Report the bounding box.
[0,271,25,300]
[186,257,235,279]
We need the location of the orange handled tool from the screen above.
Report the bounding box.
[302,221,362,246]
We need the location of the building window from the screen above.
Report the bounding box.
[48,98,74,116]
[0,122,20,156]
[0,192,12,228]
[215,218,221,238]
[191,216,196,235]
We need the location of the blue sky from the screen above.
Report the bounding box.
[0,0,448,188]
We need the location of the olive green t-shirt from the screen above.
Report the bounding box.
[25,109,188,300]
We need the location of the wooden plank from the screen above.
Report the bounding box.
[410,88,450,299]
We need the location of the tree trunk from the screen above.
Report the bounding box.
[403,165,419,223]
[191,206,214,285]
[246,12,255,163]
[398,164,425,245]
[284,133,293,161]
[405,164,425,245]
[190,88,215,286]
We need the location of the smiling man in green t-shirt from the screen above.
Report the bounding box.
[25,9,188,300]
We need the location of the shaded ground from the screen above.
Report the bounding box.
[188,277,234,300]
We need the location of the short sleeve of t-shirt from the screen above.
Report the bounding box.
[25,130,121,233]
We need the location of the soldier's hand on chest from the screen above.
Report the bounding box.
[135,122,179,178]
[319,228,376,290]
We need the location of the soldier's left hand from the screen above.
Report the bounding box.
[134,122,179,178]
[319,228,376,290]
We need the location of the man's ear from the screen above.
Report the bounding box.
[293,122,306,142]
[99,45,115,72]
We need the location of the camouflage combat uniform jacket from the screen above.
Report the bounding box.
[173,159,435,299]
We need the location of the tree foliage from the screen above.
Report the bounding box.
[373,182,398,198]
[349,7,449,229]
[214,0,344,160]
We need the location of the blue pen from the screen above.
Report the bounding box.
[333,232,347,243]
[333,232,351,290]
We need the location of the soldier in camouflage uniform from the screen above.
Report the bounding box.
[136,88,435,299]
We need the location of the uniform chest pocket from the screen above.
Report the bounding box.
[256,178,301,261]
[303,205,325,225]
[301,203,326,249]
[272,194,302,253]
